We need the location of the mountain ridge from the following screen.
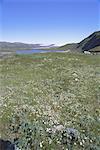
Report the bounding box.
[0,42,56,51]
[0,31,100,53]
[59,31,100,52]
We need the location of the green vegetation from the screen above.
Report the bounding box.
[0,53,100,149]
[58,43,78,51]
[89,46,100,52]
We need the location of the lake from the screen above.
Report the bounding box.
[16,49,66,54]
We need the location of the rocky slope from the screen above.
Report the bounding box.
[77,31,100,51]
[59,31,100,52]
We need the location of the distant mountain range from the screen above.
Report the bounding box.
[59,31,100,52]
[0,31,100,53]
[0,42,56,51]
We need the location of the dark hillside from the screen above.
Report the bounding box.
[59,31,100,52]
[77,31,100,51]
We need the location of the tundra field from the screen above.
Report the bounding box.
[0,53,100,150]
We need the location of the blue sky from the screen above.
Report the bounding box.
[0,0,100,45]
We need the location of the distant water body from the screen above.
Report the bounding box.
[16,49,65,54]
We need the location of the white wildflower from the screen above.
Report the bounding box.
[80,142,83,146]
[75,78,78,81]
[40,142,43,148]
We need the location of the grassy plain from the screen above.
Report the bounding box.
[0,52,100,149]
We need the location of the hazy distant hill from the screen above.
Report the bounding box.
[0,31,100,53]
[59,31,100,52]
[0,42,55,51]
